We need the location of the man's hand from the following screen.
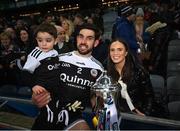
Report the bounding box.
[32,86,51,108]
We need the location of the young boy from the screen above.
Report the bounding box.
[23,23,60,129]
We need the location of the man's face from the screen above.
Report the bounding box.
[128,14,136,22]
[76,29,97,55]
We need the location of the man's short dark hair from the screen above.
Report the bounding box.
[79,23,100,40]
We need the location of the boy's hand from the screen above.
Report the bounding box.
[32,85,51,108]
[32,86,46,94]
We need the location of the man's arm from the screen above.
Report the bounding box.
[32,85,51,108]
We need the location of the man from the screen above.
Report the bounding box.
[115,5,139,56]
[32,23,104,130]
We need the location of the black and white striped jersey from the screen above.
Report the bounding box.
[58,51,104,108]
[23,47,58,73]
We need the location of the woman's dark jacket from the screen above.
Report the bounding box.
[115,65,154,116]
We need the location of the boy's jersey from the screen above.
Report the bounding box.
[58,51,104,109]
[23,47,58,73]
[23,47,60,91]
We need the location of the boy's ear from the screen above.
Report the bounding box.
[94,39,99,48]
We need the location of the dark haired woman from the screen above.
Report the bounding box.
[107,38,154,116]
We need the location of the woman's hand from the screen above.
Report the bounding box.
[32,85,51,108]
[20,55,26,61]
[134,108,145,116]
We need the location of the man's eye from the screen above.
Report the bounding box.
[78,35,84,39]
[87,37,94,41]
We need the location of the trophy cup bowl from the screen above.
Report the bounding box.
[91,70,119,102]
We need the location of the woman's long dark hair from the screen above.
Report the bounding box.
[107,38,136,84]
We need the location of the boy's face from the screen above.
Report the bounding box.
[36,32,56,52]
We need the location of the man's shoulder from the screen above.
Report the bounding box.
[58,51,73,57]
[90,56,104,71]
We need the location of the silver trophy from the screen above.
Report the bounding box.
[91,70,120,130]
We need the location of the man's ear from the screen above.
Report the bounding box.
[54,38,58,45]
[94,39,100,48]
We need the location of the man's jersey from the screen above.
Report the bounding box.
[58,51,104,109]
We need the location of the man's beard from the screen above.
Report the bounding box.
[77,44,92,55]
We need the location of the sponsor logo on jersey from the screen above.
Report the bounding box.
[60,73,94,87]
[91,69,98,78]
[48,63,61,70]
[61,63,71,67]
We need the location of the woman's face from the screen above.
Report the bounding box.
[110,41,127,64]
[20,30,29,43]
[57,28,66,42]
[0,36,11,48]
[62,20,69,30]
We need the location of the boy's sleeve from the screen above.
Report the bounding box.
[23,55,40,73]
[23,47,42,73]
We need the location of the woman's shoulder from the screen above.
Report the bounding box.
[134,64,149,77]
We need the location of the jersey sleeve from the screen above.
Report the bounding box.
[23,55,40,73]
[23,47,42,73]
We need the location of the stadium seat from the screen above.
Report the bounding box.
[168,39,180,46]
[168,101,180,120]
[150,74,165,103]
[167,76,180,102]
[167,46,180,61]
[167,61,180,77]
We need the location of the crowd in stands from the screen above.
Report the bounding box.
[0,0,180,121]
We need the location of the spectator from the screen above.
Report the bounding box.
[54,25,75,54]
[107,38,154,116]
[114,5,139,57]
[0,31,19,85]
[43,13,54,25]
[61,19,74,42]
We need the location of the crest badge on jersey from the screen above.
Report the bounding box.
[91,69,98,78]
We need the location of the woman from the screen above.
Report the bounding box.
[107,38,154,116]
[61,19,74,42]
[54,25,75,54]
[0,31,20,85]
